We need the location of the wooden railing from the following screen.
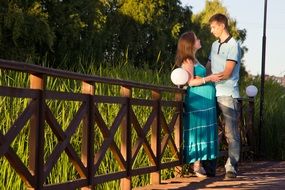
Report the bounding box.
[0,59,255,190]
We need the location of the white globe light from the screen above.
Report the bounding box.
[246,85,258,97]
[170,68,189,86]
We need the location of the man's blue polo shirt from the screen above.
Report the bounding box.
[209,36,241,98]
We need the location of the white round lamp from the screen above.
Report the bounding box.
[170,68,189,87]
[246,85,258,97]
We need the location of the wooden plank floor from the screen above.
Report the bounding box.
[134,161,285,190]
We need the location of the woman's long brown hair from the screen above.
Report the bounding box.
[175,31,196,67]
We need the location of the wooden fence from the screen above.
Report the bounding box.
[0,59,255,190]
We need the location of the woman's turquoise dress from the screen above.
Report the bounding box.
[183,63,218,163]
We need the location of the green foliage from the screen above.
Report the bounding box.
[0,0,194,71]
[42,0,104,67]
[0,1,54,61]
[96,0,194,71]
[119,0,161,24]
[0,0,249,77]
[240,76,285,160]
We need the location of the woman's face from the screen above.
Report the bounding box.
[194,34,201,51]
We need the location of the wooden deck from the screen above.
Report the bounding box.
[135,161,285,190]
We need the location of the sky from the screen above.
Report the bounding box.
[181,0,285,77]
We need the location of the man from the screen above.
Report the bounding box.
[206,13,241,179]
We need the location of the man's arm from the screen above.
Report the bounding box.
[217,60,236,80]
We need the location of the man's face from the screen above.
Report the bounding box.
[210,21,224,38]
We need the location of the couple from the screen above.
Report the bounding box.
[176,13,241,179]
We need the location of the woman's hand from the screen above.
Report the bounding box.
[209,74,222,82]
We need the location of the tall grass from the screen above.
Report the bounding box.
[0,69,30,189]
[240,76,285,160]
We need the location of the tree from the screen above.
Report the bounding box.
[98,0,194,70]
[0,0,248,77]
[0,0,54,61]
[41,0,105,68]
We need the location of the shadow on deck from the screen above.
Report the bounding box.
[135,161,285,190]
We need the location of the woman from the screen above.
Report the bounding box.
[175,31,220,177]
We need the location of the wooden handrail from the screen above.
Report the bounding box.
[0,59,183,93]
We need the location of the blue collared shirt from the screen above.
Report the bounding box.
[209,36,241,98]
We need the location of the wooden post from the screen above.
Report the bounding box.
[238,99,244,161]
[174,92,183,176]
[29,74,45,190]
[120,86,132,190]
[150,90,161,185]
[248,98,255,155]
[81,81,95,190]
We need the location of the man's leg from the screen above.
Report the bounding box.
[217,96,240,177]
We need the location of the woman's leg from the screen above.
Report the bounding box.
[193,161,207,177]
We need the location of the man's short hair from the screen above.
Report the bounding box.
[209,13,229,30]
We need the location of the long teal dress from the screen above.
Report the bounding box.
[183,63,218,164]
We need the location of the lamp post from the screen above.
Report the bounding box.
[246,85,258,155]
[259,0,268,157]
